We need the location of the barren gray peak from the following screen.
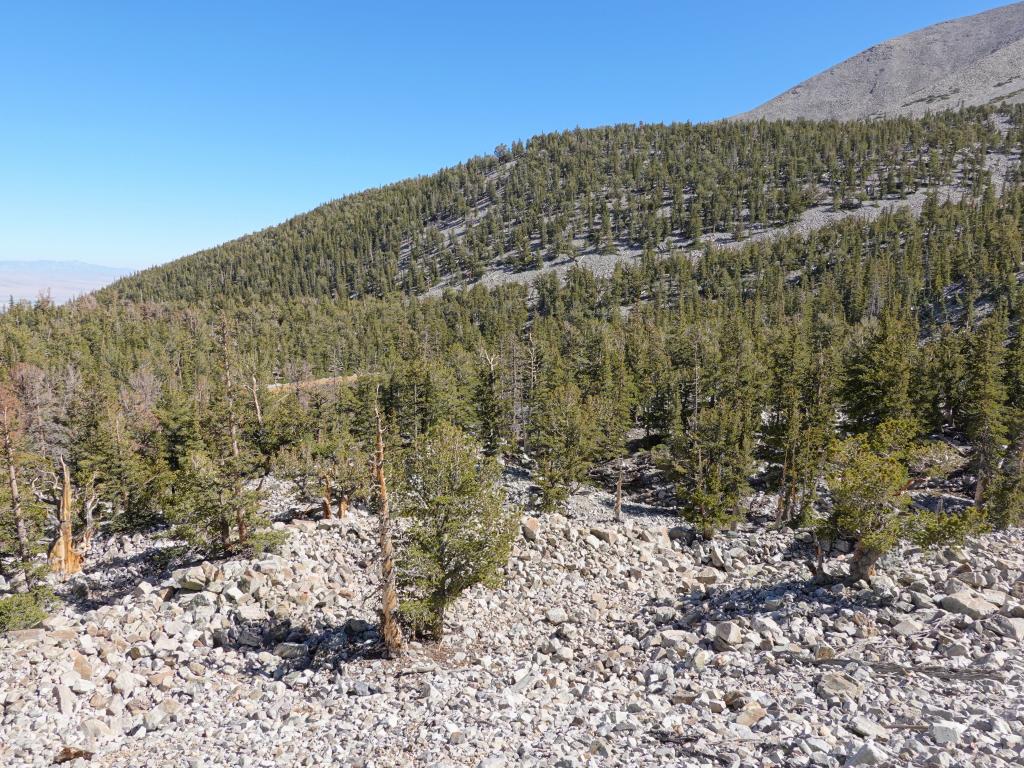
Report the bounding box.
[736,2,1024,121]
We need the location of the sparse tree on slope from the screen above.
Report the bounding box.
[817,429,985,583]
[396,421,516,639]
[962,314,1009,505]
[276,428,369,519]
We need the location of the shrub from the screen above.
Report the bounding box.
[0,587,54,633]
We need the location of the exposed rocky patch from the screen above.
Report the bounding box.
[737,2,1024,122]
[427,140,1022,300]
[3,481,1024,767]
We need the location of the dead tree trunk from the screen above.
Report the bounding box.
[1,402,31,569]
[614,458,624,522]
[49,457,82,576]
[775,454,790,524]
[374,400,403,658]
[321,475,334,519]
[219,317,247,546]
[76,477,99,551]
[249,375,264,427]
[848,541,881,584]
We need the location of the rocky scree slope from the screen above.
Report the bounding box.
[2,483,1024,767]
[737,2,1024,122]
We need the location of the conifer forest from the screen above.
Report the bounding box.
[4,104,1024,766]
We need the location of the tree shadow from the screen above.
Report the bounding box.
[215,615,399,683]
[56,542,183,612]
[670,536,884,627]
[688,576,873,626]
[56,501,322,612]
[619,499,676,520]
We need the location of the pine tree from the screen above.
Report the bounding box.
[920,325,966,432]
[276,426,368,518]
[0,385,48,586]
[962,315,1009,505]
[72,395,163,531]
[473,350,511,455]
[819,436,910,582]
[164,449,264,557]
[372,400,402,657]
[669,319,759,538]
[988,330,1024,528]
[396,422,516,638]
[843,312,918,432]
[763,321,836,526]
[529,380,597,512]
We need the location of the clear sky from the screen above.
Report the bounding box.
[0,1,1012,270]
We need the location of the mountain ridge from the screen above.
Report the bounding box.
[737,2,1024,121]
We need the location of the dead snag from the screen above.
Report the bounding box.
[321,475,334,519]
[49,457,82,576]
[77,481,99,551]
[374,399,403,658]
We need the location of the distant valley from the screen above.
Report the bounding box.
[0,260,130,304]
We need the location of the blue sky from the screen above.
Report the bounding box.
[0,1,1011,270]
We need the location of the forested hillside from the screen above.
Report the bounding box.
[102,108,1020,303]
[3,104,1024,765]
[0,104,1021,628]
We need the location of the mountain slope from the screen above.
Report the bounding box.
[737,2,1024,122]
[1,260,129,304]
[100,112,1017,305]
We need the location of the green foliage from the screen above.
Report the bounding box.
[244,528,289,556]
[528,380,598,512]
[909,504,988,549]
[97,109,1010,305]
[868,417,924,464]
[962,314,1009,500]
[983,446,1024,530]
[0,384,51,585]
[761,316,842,526]
[71,398,166,531]
[396,422,517,639]
[670,318,761,538]
[919,325,966,431]
[0,108,1022,583]
[819,429,988,579]
[473,352,512,455]
[163,451,265,557]
[844,312,917,432]
[0,587,54,633]
[275,427,369,517]
[818,436,910,576]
